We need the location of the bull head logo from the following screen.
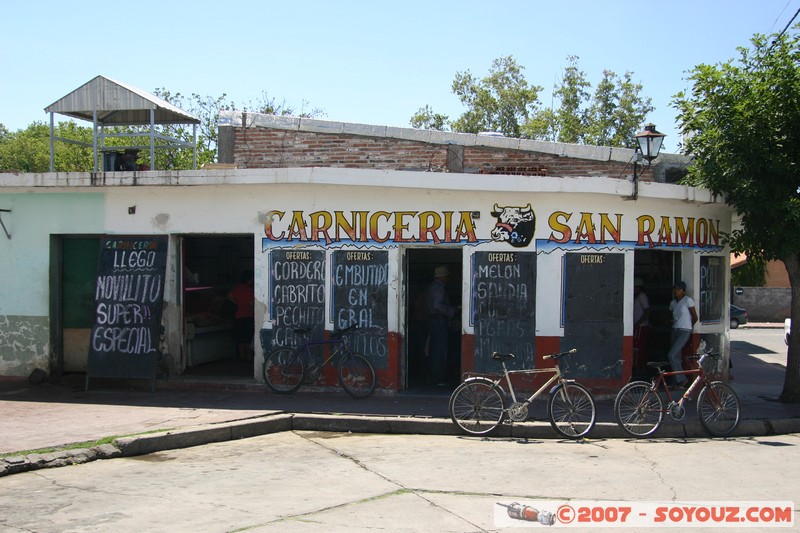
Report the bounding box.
[490,203,535,248]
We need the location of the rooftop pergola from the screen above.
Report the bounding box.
[45,76,201,172]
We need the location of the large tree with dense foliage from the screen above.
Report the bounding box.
[411,55,542,137]
[0,121,94,173]
[448,56,543,137]
[673,27,800,403]
[584,70,653,147]
[411,55,653,149]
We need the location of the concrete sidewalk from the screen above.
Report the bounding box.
[2,325,799,477]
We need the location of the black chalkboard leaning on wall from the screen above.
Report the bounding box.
[86,235,168,391]
[265,249,327,350]
[331,250,389,367]
[471,251,537,372]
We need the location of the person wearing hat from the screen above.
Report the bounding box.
[633,277,651,374]
[426,266,456,386]
[667,280,698,388]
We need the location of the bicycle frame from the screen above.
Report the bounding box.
[650,357,712,408]
[296,334,349,371]
[470,351,574,407]
[614,349,740,438]
[264,323,376,398]
[449,348,596,438]
[500,365,563,405]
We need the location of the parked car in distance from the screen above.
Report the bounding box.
[785,318,791,345]
[730,305,748,329]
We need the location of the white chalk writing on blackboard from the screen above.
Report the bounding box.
[88,236,168,385]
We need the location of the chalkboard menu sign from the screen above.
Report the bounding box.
[87,235,168,389]
[332,250,389,367]
[471,251,536,372]
[563,252,624,378]
[699,255,725,323]
[267,249,326,349]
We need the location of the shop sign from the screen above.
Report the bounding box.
[260,206,722,251]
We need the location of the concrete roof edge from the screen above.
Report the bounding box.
[0,168,715,203]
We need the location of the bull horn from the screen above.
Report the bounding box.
[493,203,501,212]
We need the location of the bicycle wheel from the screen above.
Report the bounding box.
[338,351,376,399]
[614,381,664,438]
[263,348,305,394]
[697,381,740,437]
[448,378,506,436]
[548,382,596,439]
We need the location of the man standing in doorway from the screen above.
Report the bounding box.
[427,266,455,386]
[633,278,651,375]
[667,280,697,388]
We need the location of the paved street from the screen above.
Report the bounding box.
[0,325,798,531]
[1,431,797,532]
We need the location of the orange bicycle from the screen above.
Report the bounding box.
[614,342,740,438]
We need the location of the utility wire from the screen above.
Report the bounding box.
[766,7,800,55]
[767,0,793,34]
[776,7,800,38]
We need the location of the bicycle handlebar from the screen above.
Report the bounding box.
[543,348,577,360]
[331,322,359,339]
[292,323,359,340]
[688,351,720,361]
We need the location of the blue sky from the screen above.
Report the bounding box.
[2,0,799,154]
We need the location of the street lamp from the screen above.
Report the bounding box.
[631,123,666,200]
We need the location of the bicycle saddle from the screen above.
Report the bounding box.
[293,326,313,335]
[647,361,671,370]
[491,352,515,362]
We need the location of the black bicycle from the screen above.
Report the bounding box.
[263,323,376,398]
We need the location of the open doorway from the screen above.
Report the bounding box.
[633,249,681,377]
[181,234,254,378]
[405,248,462,391]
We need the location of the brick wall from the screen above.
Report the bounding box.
[229,127,646,180]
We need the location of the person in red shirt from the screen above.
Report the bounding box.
[228,270,255,360]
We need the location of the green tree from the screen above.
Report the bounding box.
[609,71,654,148]
[673,27,800,402]
[241,90,325,118]
[0,90,325,172]
[414,55,653,148]
[144,88,237,169]
[136,89,324,170]
[582,70,618,146]
[0,121,94,173]
[449,56,543,137]
[410,105,449,131]
[541,65,653,148]
[540,55,591,143]
[731,257,767,287]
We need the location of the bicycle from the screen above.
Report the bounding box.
[601,359,624,379]
[613,342,741,438]
[448,349,596,439]
[263,323,376,399]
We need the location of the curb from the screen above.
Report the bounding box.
[3,413,800,478]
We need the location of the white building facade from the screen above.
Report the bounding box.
[0,115,735,394]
